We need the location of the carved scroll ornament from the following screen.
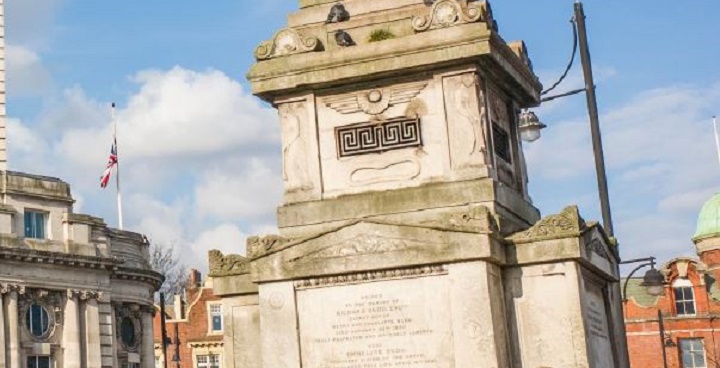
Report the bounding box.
[247,235,290,259]
[208,250,250,277]
[510,206,587,242]
[255,28,323,61]
[412,0,493,32]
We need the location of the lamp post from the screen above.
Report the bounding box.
[519,1,614,238]
[620,257,671,368]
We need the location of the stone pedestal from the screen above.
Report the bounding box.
[211,1,630,367]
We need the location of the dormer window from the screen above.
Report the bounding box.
[673,279,696,316]
[24,210,47,239]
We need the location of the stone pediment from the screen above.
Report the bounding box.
[250,220,501,282]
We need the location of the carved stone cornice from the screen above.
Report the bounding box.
[294,264,448,289]
[255,28,323,61]
[0,283,25,295]
[0,245,123,270]
[208,250,250,277]
[247,235,291,259]
[66,289,102,300]
[412,0,493,32]
[508,206,586,244]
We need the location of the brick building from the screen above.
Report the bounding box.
[154,270,224,368]
[625,193,720,368]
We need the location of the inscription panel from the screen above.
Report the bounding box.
[297,276,453,368]
[336,118,422,158]
[583,280,614,368]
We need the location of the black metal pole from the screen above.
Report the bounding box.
[659,310,669,368]
[160,292,168,368]
[174,323,181,367]
[574,1,614,238]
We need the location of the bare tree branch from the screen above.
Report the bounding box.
[149,242,188,303]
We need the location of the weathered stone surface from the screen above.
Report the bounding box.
[208,250,250,277]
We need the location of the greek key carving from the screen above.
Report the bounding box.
[336,118,422,158]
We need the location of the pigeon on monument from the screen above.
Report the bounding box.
[335,30,355,47]
[326,3,350,23]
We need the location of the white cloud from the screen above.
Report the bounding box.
[192,224,248,263]
[7,66,282,272]
[6,44,52,96]
[195,157,282,220]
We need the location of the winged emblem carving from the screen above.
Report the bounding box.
[324,81,429,115]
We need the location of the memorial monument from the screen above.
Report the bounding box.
[211,1,629,367]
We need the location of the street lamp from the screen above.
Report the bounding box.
[620,257,666,300]
[621,257,671,368]
[518,110,547,142]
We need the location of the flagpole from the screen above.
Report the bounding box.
[112,103,124,230]
[713,116,720,169]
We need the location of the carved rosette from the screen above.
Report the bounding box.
[19,289,63,342]
[509,206,587,242]
[255,28,322,61]
[208,250,251,277]
[247,235,290,259]
[412,0,492,32]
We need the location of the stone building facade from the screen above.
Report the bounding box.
[0,171,162,368]
[153,270,223,368]
[625,193,720,368]
[210,1,629,368]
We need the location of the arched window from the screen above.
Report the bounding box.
[25,304,50,338]
[673,279,696,316]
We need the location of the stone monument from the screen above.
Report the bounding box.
[211,1,629,367]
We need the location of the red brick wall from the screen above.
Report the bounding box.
[153,282,223,368]
[625,259,720,368]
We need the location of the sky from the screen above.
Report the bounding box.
[6,0,720,274]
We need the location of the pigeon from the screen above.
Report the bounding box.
[335,30,355,47]
[326,3,350,23]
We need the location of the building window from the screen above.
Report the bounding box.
[492,122,512,163]
[120,317,138,349]
[26,356,51,368]
[25,304,50,338]
[680,338,707,368]
[24,210,46,239]
[197,354,221,368]
[210,304,222,332]
[674,279,696,316]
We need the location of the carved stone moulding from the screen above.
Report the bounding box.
[255,28,323,61]
[324,81,429,116]
[115,303,143,353]
[247,235,291,259]
[208,250,251,277]
[293,264,449,289]
[509,205,587,243]
[412,0,494,32]
[19,288,64,342]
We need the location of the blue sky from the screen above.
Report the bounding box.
[7,0,720,273]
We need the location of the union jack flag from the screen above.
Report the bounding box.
[100,138,117,188]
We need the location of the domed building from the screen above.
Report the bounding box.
[624,194,720,368]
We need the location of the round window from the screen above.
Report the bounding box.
[120,317,137,348]
[25,304,50,338]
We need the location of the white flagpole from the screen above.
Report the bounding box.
[713,116,720,169]
[112,103,124,230]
